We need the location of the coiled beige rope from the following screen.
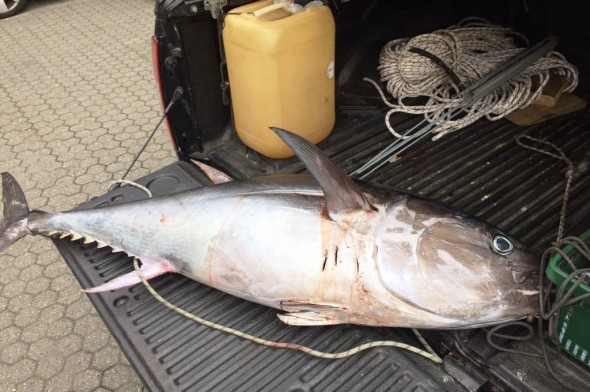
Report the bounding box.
[365,18,579,140]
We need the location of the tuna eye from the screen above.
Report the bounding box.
[492,235,514,255]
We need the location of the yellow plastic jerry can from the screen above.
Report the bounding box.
[223,0,336,158]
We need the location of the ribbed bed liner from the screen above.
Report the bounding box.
[322,110,590,250]
[55,106,590,391]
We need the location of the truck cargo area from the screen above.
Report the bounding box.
[55,0,590,390]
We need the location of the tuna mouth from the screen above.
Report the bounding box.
[507,248,540,284]
[511,268,539,284]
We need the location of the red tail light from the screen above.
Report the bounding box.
[151,36,178,151]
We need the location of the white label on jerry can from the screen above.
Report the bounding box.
[327,60,335,79]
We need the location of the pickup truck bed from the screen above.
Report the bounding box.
[55,103,590,391]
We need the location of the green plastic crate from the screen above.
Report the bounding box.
[545,229,590,368]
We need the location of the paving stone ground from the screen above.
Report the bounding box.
[0,0,177,390]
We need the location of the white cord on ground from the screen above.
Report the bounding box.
[109,180,153,198]
[366,18,579,140]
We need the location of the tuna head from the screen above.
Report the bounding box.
[374,197,539,327]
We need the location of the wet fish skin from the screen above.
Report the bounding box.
[0,130,540,329]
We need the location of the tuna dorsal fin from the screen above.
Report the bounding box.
[191,160,234,184]
[270,127,374,221]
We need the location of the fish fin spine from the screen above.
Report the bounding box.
[96,241,108,249]
[47,229,97,245]
[191,160,234,184]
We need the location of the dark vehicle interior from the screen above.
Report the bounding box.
[54,0,590,390]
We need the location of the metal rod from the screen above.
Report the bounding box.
[462,36,558,105]
[352,107,463,178]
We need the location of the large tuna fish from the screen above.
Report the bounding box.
[0,128,539,328]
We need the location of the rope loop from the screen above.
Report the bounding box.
[515,135,575,241]
[366,18,579,138]
[109,180,153,198]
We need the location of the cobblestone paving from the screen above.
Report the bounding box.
[0,0,177,390]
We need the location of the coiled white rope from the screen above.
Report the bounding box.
[365,18,579,140]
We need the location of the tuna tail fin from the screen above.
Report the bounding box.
[0,173,30,253]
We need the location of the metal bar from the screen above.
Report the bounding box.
[462,36,558,105]
[352,107,463,178]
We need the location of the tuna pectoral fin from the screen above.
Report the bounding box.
[277,300,349,326]
[1,173,30,253]
[278,311,347,326]
[83,260,173,293]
